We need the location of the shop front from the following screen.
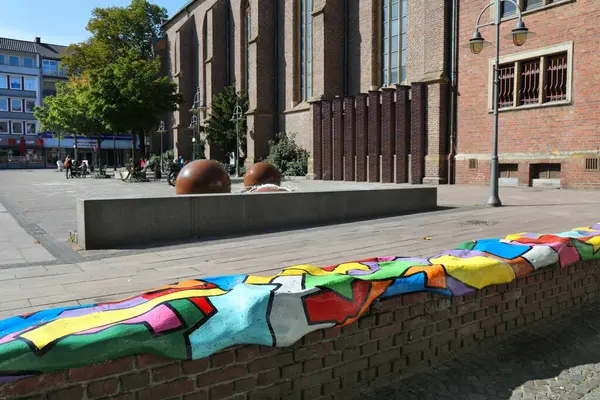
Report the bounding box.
[41,134,135,169]
[0,135,45,169]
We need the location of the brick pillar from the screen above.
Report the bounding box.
[321,100,333,181]
[518,161,531,186]
[312,101,323,180]
[381,87,395,183]
[356,94,368,182]
[368,90,381,183]
[343,97,356,181]
[332,97,344,181]
[395,85,410,183]
[423,82,449,185]
[411,83,426,184]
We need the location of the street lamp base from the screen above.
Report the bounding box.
[486,195,503,207]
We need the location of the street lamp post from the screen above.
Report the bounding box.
[189,87,208,160]
[157,120,167,173]
[468,0,532,207]
[230,102,246,178]
[189,115,199,160]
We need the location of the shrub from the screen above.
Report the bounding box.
[266,133,309,177]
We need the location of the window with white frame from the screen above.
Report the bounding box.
[0,55,5,65]
[502,0,568,17]
[25,122,36,135]
[23,57,34,68]
[0,98,7,112]
[12,121,22,134]
[42,60,59,76]
[25,100,36,113]
[11,99,23,112]
[0,121,8,134]
[382,0,407,86]
[489,42,572,111]
[0,74,6,89]
[10,76,22,90]
[299,0,313,102]
[9,56,19,66]
[24,77,36,91]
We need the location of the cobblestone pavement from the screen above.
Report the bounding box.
[364,304,600,400]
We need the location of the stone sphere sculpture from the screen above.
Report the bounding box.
[175,160,231,195]
[244,162,282,188]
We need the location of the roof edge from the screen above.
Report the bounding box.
[162,0,204,30]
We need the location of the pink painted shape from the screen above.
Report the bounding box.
[76,304,182,336]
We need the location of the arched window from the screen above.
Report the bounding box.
[300,0,313,101]
[382,0,407,86]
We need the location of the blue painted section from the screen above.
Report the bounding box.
[472,238,530,259]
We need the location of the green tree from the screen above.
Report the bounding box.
[86,50,181,172]
[266,133,309,176]
[62,0,167,75]
[34,81,106,162]
[203,85,249,162]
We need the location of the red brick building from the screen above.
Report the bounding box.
[456,0,600,189]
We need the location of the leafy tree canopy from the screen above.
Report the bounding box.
[203,85,249,158]
[34,80,106,139]
[86,50,181,135]
[62,0,167,75]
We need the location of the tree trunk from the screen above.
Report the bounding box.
[140,131,146,157]
[97,136,102,174]
[131,131,136,172]
[74,135,78,160]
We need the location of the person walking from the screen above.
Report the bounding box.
[64,156,72,179]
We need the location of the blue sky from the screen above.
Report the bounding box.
[0,0,186,46]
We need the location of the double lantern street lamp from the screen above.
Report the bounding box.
[468,0,533,207]
[189,87,208,160]
[156,120,167,173]
[230,102,246,178]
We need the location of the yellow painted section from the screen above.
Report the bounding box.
[20,288,226,351]
[430,255,516,289]
[586,236,600,252]
[245,276,275,285]
[280,265,330,276]
[334,263,371,274]
[505,232,531,241]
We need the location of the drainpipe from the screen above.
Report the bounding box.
[273,0,280,136]
[447,0,459,185]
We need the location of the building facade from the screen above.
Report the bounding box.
[159,0,455,184]
[0,37,43,165]
[456,0,600,189]
[0,36,134,169]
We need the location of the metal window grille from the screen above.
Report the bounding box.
[468,159,478,170]
[519,59,541,105]
[545,52,568,103]
[498,65,515,108]
[585,157,600,172]
[524,0,543,10]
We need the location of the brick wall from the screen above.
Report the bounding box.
[456,0,600,188]
[3,259,599,400]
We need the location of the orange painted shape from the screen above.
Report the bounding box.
[405,264,447,289]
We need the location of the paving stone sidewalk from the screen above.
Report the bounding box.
[0,203,54,266]
[364,303,600,400]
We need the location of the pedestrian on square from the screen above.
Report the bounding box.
[64,156,72,179]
